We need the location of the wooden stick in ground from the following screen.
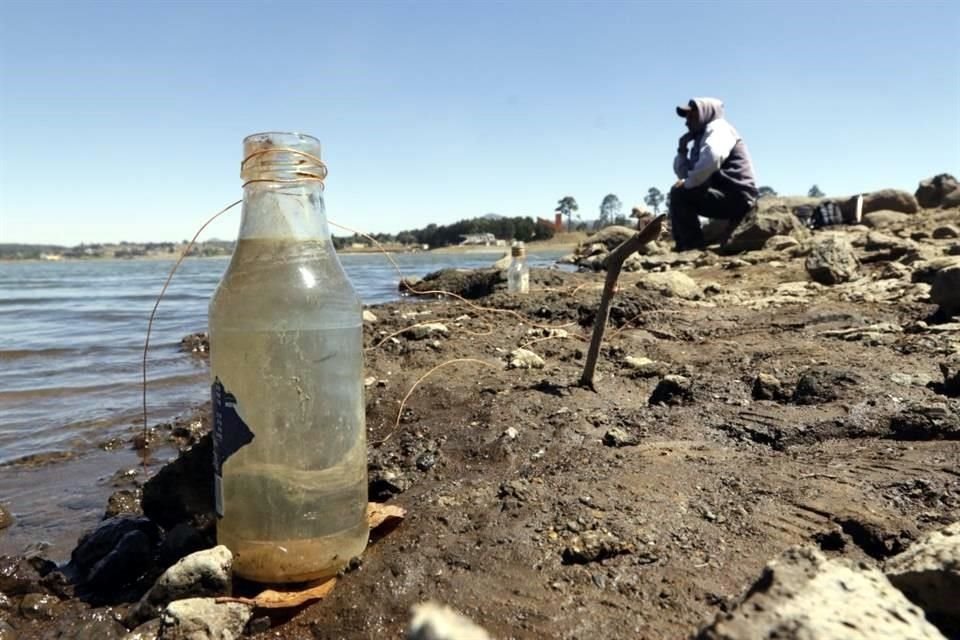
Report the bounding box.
[579,214,666,390]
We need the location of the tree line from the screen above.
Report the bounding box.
[331,215,557,250]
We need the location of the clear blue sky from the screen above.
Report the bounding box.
[1,0,958,245]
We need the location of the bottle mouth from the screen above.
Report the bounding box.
[241,132,327,186]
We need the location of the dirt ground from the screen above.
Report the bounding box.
[5,208,960,639]
[277,212,958,638]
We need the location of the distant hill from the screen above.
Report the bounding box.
[481,213,504,220]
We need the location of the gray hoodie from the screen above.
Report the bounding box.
[674,97,758,198]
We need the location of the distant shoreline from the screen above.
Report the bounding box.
[1,234,585,263]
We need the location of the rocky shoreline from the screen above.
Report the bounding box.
[1,176,959,639]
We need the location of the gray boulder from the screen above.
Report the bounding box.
[764,235,801,252]
[128,546,232,627]
[931,264,960,315]
[508,348,545,370]
[805,236,859,285]
[915,173,959,209]
[865,231,915,256]
[723,208,808,254]
[404,323,450,340]
[695,546,946,639]
[863,210,911,228]
[635,271,702,299]
[885,522,960,638]
[159,598,252,640]
[843,188,921,216]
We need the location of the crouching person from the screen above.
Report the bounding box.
[670,97,759,251]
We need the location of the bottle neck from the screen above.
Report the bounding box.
[237,182,331,242]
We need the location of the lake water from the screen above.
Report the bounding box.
[0,249,569,466]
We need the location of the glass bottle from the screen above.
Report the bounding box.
[507,243,530,293]
[208,132,368,583]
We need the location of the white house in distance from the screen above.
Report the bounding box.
[459,232,497,246]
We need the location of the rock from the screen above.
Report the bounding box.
[805,235,859,285]
[85,529,154,592]
[603,428,640,447]
[158,524,210,570]
[916,173,960,209]
[722,208,807,254]
[933,225,960,239]
[58,612,129,640]
[0,594,11,612]
[0,620,15,640]
[362,310,378,323]
[649,375,693,406]
[404,323,450,340]
[498,480,533,507]
[623,356,668,378]
[792,367,859,405]
[930,265,960,315]
[128,546,232,627]
[561,531,633,564]
[581,225,637,251]
[0,505,12,530]
[400,268,504,299]
[695,546,944,640]
[578,253,606,271]
[407,601,491,640]
[636,271,702,299]
[865,231,915,256]
[863,210,911,228]
[885,522,960,638]
[179,333,208,355]
[945,189,960,208]
[125,618,162,640]
[159,598,252,640]
[849,188,921,216]
[105,489,143,519]
[508,348,545,370]
[368,465,411,501]
[890,403,960,440]
[19,592,58,620]
[0,555,46,595]
[142,435,214,532]
[879,262,912,280]
[763,235,801,252]
[752,373,784,401]
[940,358,960,397]
[502,427,519,440]
[415,451,437,472]
[601,243,662,271]
[66,517,162,598]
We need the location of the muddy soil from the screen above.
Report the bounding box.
[4,207,960,639]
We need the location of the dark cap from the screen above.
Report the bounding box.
[676,100,696,117]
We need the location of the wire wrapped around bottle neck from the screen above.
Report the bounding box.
[240,147,328,189]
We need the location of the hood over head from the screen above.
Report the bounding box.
[676,97,725,127]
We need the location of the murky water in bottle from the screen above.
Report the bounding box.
[212,327,368,582]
